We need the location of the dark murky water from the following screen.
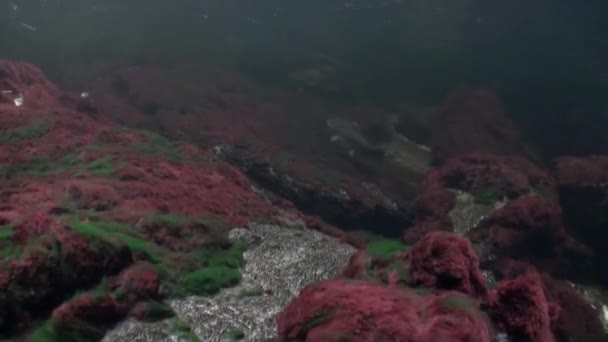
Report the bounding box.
[2,0,607,158]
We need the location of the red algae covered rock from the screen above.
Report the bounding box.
[540,275,608,342]
[65,180,120,211]
[0,60,60,110]
[432,154,555,201]
[114,156,277,228]
[488,273,558,342]
[12,211,62,243]
[481,196,593,279]
[554,155,608,186]
[404,153,555,243]
[277,279,492,342]
[342,251,369,279]
[111,263,160,304]
[430,88,529,163]
[553,155,608,283]
[50,293,124,338]
[407,232,487,298]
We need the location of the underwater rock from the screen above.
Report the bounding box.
[51,294,125,339]
[277,279,492,342]
[404,153,554,243]
[215,145,412,237]
[430,87,529,164]
[342,250,369,279]
[0,229,133,333]
[105,223,356,341]
[407,231,487,298]
[488,272,558,342]
[0,60,60,110]
[554,155,608,284]
[65,180,121,212]
[479,196,593,279]
[12,210,63,243]
[111,263,161,305]
[540,275,608,342]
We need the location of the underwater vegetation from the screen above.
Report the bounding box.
[0,41,606,342]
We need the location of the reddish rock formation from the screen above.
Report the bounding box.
[407,232,487,298]
[111,263,161,304]
[51,294,125,336]
[0,59,281,337]
[483,197,592,275]
[0,60,60,110]
[277,279,492,342]
[554,155,608,186]
[11,211,62,243]
[488,272,558,342]
[404,153,555,243]
[554,155,608,284]
[65,180,121,212]
[540,275,607,342]
[430,88,529,164]
[342,251,369,279]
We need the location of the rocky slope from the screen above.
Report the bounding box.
[1,58,607,342]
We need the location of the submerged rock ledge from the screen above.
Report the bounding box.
[102,223,357,341]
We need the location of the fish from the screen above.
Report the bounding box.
[326,118,387,154]
[20,23,37,32]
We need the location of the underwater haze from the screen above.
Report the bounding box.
[1,1,608,341]
[3,0,608,157]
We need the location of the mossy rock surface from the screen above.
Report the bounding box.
[366,239,409,263]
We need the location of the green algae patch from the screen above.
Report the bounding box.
[438,294,478,313]
[24,322,90,342]
[178,266,241,295]
[366,239,409,263]
[67,220,166,264]
[473,186,500,205]
[0,152,94,179]
[170,318,200,342]
[138,301,176,321]
[0,118,54,145]
[4,214,248,339]
[0,152,84,178]
[358,238,411,285]
[0,223,13,241]
[132,130,184,162]
[225,328,245,340]
[142,214,189,229]
[86,157,116,177]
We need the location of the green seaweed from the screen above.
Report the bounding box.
[143,214,188,229]
[366,239,409,263]
[25,323,84,342]
[132,130,183,162]
[67,220,166,264]
[439,294,477,313]
[392,261,410,283]
[138,301,176,321]
[178,266,241,295]
[196,215,227,232]
[87,157,116,176]
[0,152,87,179]
[473,186,500,205]
[225,328,245,340]
[25,319,102,342]
[0,223,14,241]
[0,118,54,144]
[170,318,200,342]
